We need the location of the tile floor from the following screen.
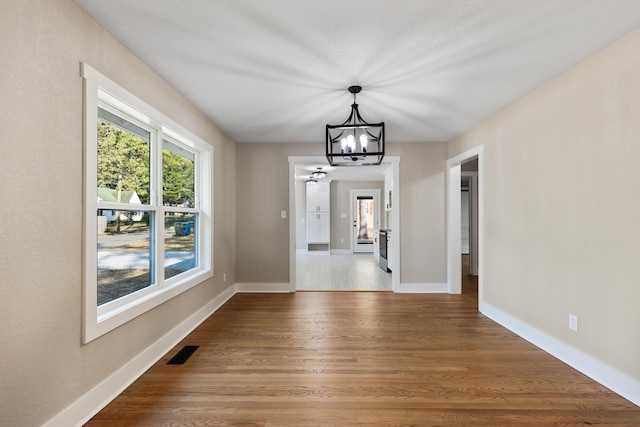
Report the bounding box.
[296,252,392,291]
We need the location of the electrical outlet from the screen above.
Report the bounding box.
[223,273,226,283]
[340,238,344,243]
[569,314,578,331]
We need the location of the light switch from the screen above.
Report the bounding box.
[281,210,287,219]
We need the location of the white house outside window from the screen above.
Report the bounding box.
[82,64,213,343]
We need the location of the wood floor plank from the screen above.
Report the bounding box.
[85,263,640,426]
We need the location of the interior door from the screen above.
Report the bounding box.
[351,190,380,253]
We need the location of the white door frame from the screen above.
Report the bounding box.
[350,189,381,253]
[447,146,483,299]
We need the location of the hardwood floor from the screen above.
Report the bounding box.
[296,252,392,291]
[85,262,640,426]
[461,254,478,308]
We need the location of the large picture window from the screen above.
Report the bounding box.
[82,63,213,343]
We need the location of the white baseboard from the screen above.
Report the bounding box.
[395,282,448,293]
[44,285,237,427]
[235,282,293,293]
[480,301,640,407]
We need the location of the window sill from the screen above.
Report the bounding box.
[84,268,212,344]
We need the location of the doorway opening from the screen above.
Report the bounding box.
[288,156,400,292]
[447,146,483,306]
[461,167,478,278]
[351,189,380,254]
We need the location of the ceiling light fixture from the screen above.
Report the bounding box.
[311,167,327,179]
[326,85,384,166]
[305,176,318,186]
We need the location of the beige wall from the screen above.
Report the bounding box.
[389,142,449,285]
[235,143,322,283]
[295,177,308,250]
[330,180,385,250]
[449,28,640,381]
[235,142,448,286]
[0,1,236,425]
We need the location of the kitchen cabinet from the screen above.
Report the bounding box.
[307,212,330,243]
[306,181,330,250]
[306,181,330,212]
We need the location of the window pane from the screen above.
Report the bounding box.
[162,140,195,207]
[356,197,375,244]
[164,212,197,279]
[97,210,155,305]
[98,108,151,205]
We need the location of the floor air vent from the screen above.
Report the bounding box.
[167,345,199,364]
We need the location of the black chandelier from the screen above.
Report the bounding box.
[326,86,385,166]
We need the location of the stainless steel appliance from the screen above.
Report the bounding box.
[379,229,390,272]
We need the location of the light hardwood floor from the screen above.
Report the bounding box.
[296,252,392,291]
[85,261,640,426]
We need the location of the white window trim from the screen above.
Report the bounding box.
[81,63,213,344]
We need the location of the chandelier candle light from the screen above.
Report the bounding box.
[326,86,385,166]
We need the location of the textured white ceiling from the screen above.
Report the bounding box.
[74,0,640,143]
